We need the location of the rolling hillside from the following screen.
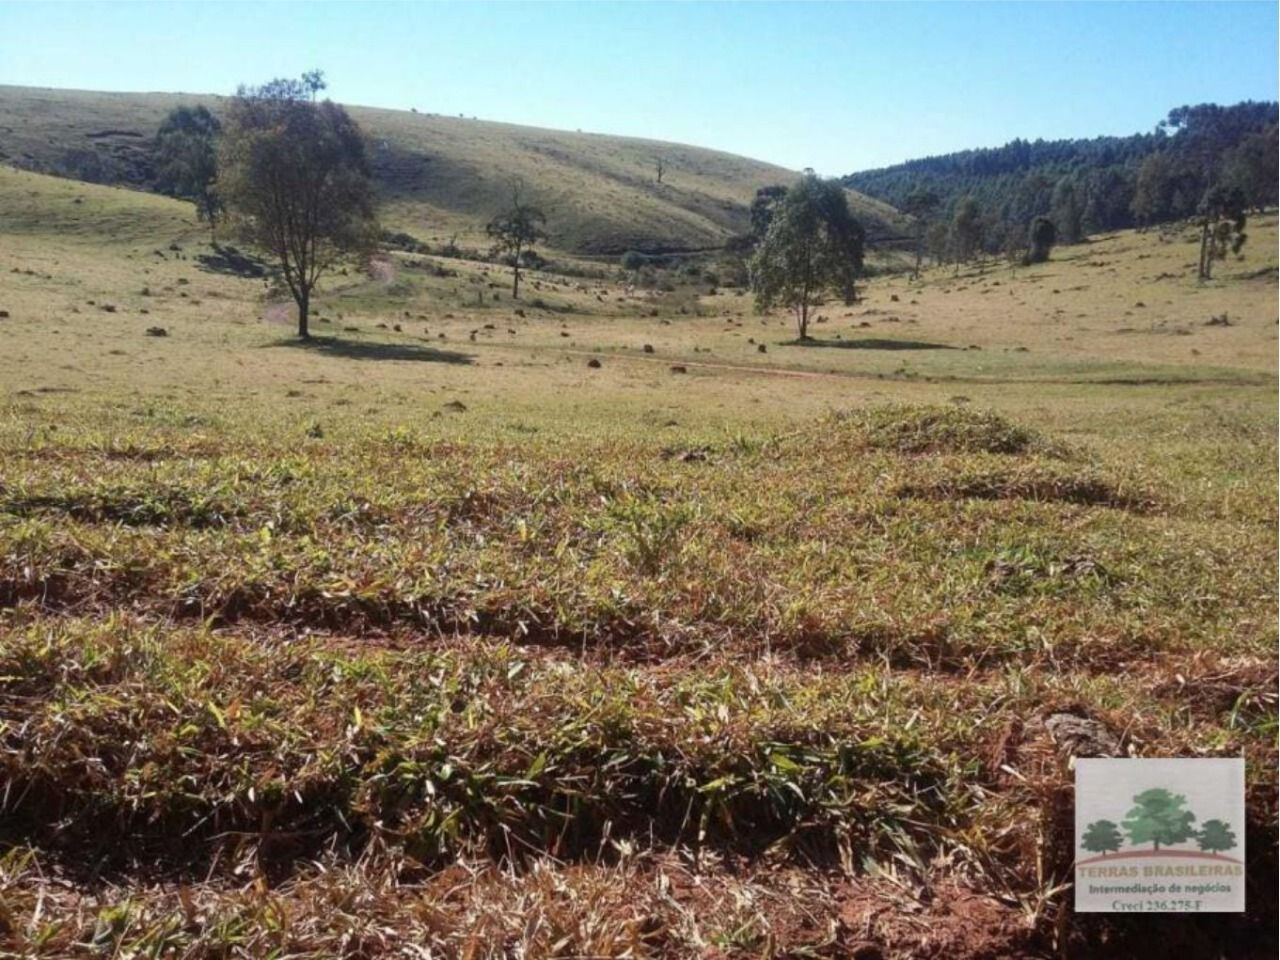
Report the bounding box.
[0,84,899,256]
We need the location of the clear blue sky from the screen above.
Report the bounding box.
[1,1,1275,173]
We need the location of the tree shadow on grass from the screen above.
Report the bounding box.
[196,244,268,279]
[265,336,474,364]
[783,337,957,351]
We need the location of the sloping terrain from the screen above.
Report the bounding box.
[0,84,899,255]
[0,164,1276,957]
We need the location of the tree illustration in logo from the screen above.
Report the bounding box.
[1196,819,1238,854]
[1081,819,1123,855]
[1121,788,1197,851]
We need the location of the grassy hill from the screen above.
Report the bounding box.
[0,84,899,256]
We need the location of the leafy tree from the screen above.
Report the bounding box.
[925,220,950,266]
[1001,223,1026,272]
[1122,788,1196,851]
[486,180,548,300]
[749,184,788,239]
[1008,173,1054,230]
[620,250,646,274]
[1222,126,1279,211]
[950,197,984,272]
[1132,151,1176,226]
[1196,183,1248,280]
[218,73,378,339]
[154,105,223,236]
[1051,177,1085,244]
[1025,216,1056,264]
[749,171,864,340]
[301,69,327,102]
[1196,819,1238,854]
[1084,167,1136,234]
[902,186,940,280]
[1082,819,1124,855]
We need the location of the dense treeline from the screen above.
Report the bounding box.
[844,101,1278,253]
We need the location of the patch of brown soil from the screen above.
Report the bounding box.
[836,880,1036,959]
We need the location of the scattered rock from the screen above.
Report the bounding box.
[0,310,9,319]
[643,344,655,353]
[758,343,767,353]
[1206,313,1232,327]
[1045,710,1121,758]
[144,326,168,337]
[670,365,687,374]
[442,400,467,413]
[587,358,602,368]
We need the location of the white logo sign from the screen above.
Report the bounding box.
[1075,758,1245,913]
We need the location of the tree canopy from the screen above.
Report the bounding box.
[217,73,378,339]
[1081,819,1123,856]
[1026,216,1056,264]
[486,180,548,300]
[749,171,864,341]
[1196,819,1238,854]
[844,101,1277,246]
[154,105,223,233]
[1121,788,1197,851]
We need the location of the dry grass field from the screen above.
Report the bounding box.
[0,165,1276,958]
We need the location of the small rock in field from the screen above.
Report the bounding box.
[1045,711,1121,758]
[587,358,602,368]
[145,326,168,337]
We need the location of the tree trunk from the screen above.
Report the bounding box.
[1198,222,1210,281]
[512,241,522,299]
[297,289,310,339]
[797,302,809,341]
[913,242,922,281]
